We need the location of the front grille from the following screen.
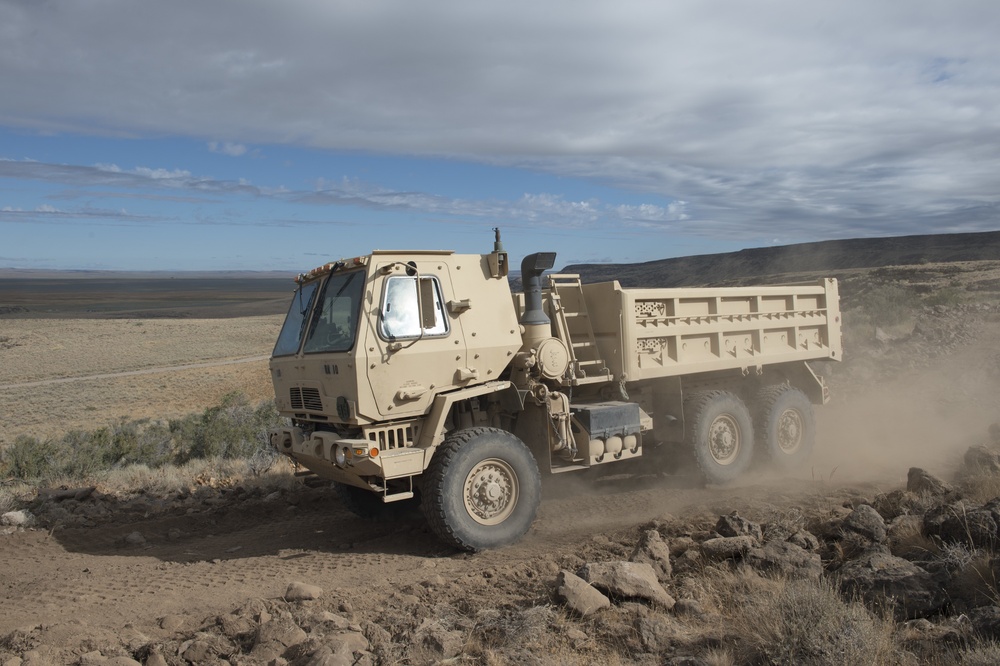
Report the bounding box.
[289,387,323,411]
[364,421,420,451]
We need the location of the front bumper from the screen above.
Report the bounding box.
[270,427,427,484]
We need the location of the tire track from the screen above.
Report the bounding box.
[0,355,270,390]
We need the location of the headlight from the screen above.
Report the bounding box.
[334,446,348,467]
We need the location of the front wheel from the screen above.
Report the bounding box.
[684,390,755,484]
[421,427,541,551]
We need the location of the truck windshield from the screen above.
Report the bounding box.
[273,280,320,357]
[302,270,365,354]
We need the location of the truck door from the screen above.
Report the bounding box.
[363,260,465,420]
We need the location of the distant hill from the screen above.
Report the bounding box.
[562,230,1000,288]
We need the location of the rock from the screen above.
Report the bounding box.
[842,504,887,543]
[256,617,308,648]
[637,613,679,652]
[964,445,1000,474]
[555,570,611,617]
[38,486,96,502]
[285,581,323,601]
[872,490,924,521]
[787,530,820,552]
[887,515,927,560]
[180,639,216,663]
[124,531,146,547]
[420,574,447,589]
[144,653,168,666]
[1,510,34,527]
[629,529,672,582]
[577,561,675,609]
[967,605,1000,640]
[715,513,763,542]
[837,550,945,620]
[412,619,462,661]
[699,535,757,561]
[923,501,998,548]
[906,467,952,496]
[158,615,186,632]
[745,540,823,580]
[312,612,353,631]
[217,613,256,639]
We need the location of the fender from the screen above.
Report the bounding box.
[416,380,524,452]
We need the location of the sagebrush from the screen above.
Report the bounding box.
[0,392,285,483]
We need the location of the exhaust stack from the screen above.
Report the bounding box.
[520,252,556,347]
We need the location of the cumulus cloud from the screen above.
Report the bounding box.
[0,1,998,244]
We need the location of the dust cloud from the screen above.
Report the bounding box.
[810,320,1000,486]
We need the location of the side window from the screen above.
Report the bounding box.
[379,276,448,340]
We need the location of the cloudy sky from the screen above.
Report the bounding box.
[2,1,998,271]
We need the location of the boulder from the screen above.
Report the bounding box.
[577,561,675,609]
[837,550,945,620]
[256,617,308,648]
[906,467,952,496]
[787,529,820,552]
[964,445,1000,474]
[629,529,672,582]
[700,535,757,561]
[411,619,462,661]
[637,614,680,652]
[967,605,1000,641]
[715,513,763,542]
[872,490,924,521]
[285,581,323,601]
[745,540,823,580]
[1,510,34,527]
[923,502,998,549]
[842,504,887,543]
[555,570,611,617]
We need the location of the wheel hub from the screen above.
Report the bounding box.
[777,409,803,454]
[709,415,740,465]
[465,459,519,526]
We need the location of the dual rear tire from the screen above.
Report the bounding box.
[684,385,815,484]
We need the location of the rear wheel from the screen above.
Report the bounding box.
[422,427,541,551]
[754,385,815,470]
[334,482,420,522]
[684,390,754,484]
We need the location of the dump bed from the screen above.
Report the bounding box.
[555,277,841,383]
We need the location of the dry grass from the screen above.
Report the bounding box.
[889,515,942,560]
[963,643,1000,665]
[0,317,282,384]
[94,458,300,497]
[702,567,897,665]
[0,316,281,445]
[959,472,1000,504]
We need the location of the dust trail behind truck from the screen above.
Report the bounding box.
[268,231,842,550]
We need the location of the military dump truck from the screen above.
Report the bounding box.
[269,231,842,550]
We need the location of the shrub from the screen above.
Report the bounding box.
[0,435,60,480]
[174,392,282,463]
[0,393,284,483]
[708,569,896,665]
